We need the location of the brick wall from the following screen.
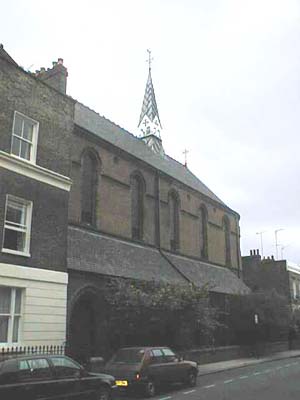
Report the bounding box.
[0,56,74,273]
[0,57,74,176]
[68,125,241,270]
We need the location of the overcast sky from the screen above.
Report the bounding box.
[2,0,300,263]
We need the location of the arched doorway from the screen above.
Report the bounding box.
[68,287,107,363]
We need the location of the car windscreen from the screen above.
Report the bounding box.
[110,348,145,364]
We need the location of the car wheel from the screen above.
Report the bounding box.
[97,386,111,400]
[144,379,156,397]
[185,370,197,387]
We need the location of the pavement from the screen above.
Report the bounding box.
[197,349,300,376]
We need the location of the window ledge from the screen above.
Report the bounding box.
[10,153,36,166]
[0,151,72,192]
[2,248,31,258]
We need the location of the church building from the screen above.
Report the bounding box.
[66,54,249,358]
[0,45,248,358]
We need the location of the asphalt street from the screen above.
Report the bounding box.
[119,356,300,400]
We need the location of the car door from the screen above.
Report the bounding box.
[50,356,89,399]
[22,357,58,400]
[161,348,186,383]
[147,349,169,384]
[0,359,33,400]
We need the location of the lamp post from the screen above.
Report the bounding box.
[275,229,284,260]
[254,313,260,358]
[256,231,266,257]
[281,245,288,260]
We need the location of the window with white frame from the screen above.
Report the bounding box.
[11,111,39,163]
[293,280,297,299]
[0,287,22,344]
[2,195,32,256]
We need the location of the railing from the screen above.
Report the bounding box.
[0,345,65,358]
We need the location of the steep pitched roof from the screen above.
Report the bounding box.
[75,102,228,208]
[138,68,161,128]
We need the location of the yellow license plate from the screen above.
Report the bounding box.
[115,380,128,387]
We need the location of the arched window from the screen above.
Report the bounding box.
[131,173,145,241]
[81,150,99,225]
[223,215,231,266]
[200,205,208,260]
[169,190,180,252]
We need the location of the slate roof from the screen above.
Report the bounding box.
[68,226,249,295]
[68,226,188,284]
[75,102,227,207]
[163,251,250,295]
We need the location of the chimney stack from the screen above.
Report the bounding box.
[34,58,68,94]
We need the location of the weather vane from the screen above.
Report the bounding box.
[146,49,153,70]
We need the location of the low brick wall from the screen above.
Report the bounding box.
[290,339,300,350]
[180,345,245,365]
[181,341,289,365]
[262,341,289,354]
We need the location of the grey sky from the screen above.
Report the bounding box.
[2,0,300,263]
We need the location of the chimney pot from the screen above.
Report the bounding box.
[257,249,259,255]
[250,250,253,256]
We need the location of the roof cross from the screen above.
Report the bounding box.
[183,149,189,167]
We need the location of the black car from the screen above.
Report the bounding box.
[104,347,198,397]
[0,354,116,400]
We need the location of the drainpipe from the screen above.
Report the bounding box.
[155,171,161,248]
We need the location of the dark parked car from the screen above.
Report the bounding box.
[104,347,198,397]
[0,354,116,400]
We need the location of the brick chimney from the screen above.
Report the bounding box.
[34,58,68,94]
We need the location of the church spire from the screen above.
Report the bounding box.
[138,49,164,155]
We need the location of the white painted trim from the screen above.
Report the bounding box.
[0,263,68,285]
[1,249,31,257]
[0,151,72,192]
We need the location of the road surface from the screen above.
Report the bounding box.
[119,356,300,400]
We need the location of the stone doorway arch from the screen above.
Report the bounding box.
[68,286,107,363]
